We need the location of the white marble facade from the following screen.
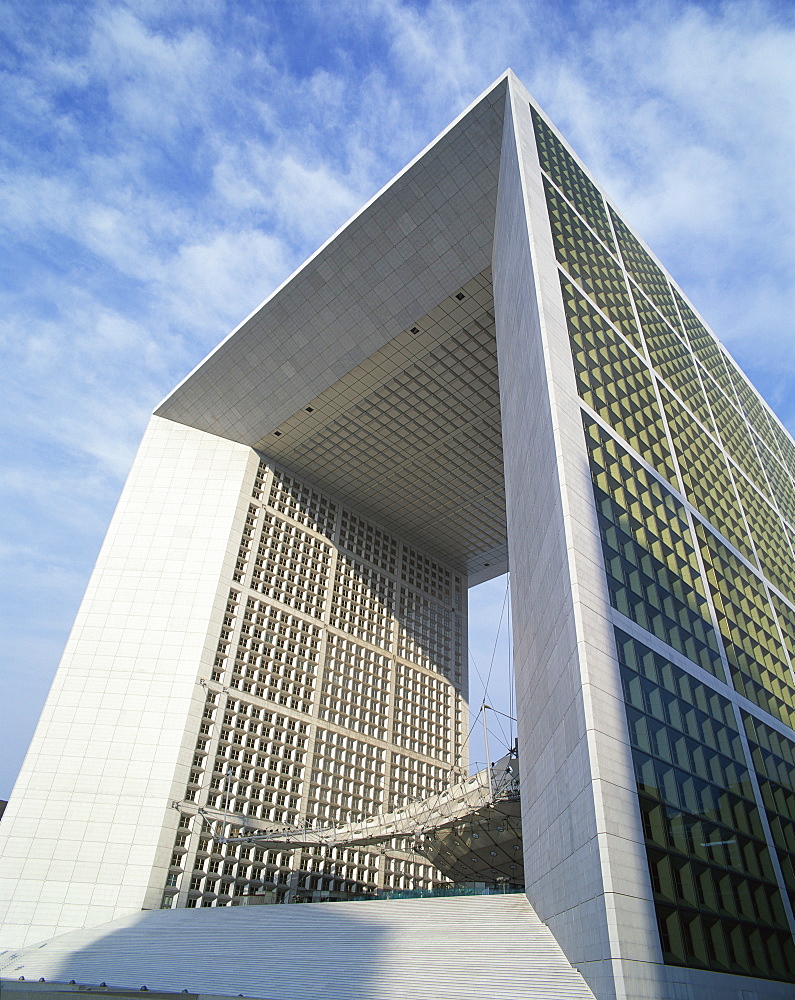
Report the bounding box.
[0,418,257,946]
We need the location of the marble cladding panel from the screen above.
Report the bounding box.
[0,417,258,948]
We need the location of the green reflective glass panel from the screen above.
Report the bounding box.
[530,106,614,248]
[696,523,795,730]
[771,593,795,670]
[633,285,713,432]
[743,712,795,912]
[617,630,795,980]
[728,364,780,457]
[700,371,769,496]
[544,177,638,340]
[733,471,795,605]
[674,290,733,394]
[660,386,753,563]
[610,209,680,331]
[585,416,721,673]
[768,417,795,482]
[757,442,795,530]
[563,275,676,481]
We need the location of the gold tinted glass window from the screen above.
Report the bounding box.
[771,593,795,670]
[585,415,721,674]
[610,209,680,331]
[618,630,795,981]
[544,177,638,340]
[728,364,780,456]
[697,523,795,730]
[754,439,795,530]
[660,385,753,562]
[563,275,676,483]
[770,592,795,677]
[633,285,713,432]
[674,290,733,393]
[743,712,795,912]
[531,106,614,248]
[734,472,795,604]
[700,371,768,495]
[768,417,795,481]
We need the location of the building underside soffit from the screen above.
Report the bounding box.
[255,268,507,576]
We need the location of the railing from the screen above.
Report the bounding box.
[331,882,525,903]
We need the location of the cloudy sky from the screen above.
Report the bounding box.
[1,0,793,798]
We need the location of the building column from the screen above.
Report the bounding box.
[0,416,258,948]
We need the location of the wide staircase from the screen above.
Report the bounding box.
[1,894,596,999]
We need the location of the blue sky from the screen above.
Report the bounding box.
[1,0,793,797]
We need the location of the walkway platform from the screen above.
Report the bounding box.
[1,894,595,999]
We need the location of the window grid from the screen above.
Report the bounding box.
[564,274,677,484]
[339,510,398,575]
[319,635,391,740]
[632,284,713,433]
[757,441,795,531]
[610,210,681,332]
[744,712,795,911]
[170,458,459,906]
[700,371,769,498]
[660,385,754,564]
[674,290,734,395]
[584,414,722,675]
[545,176,639,341]
[696,524,795,732]
[617,629,795,981]
[268,467,337,537]
[397,588,454,675]
[392,662,454,761]
[249,512,332,618]
[330,555,395,648]
[733,471,795,605]
[530,105,615,248]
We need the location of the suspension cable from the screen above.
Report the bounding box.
[507,572,514,747]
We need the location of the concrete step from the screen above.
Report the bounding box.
[1,894,595,999]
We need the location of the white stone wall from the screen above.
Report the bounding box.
[495,77,664,1000]
[0,416,258,948]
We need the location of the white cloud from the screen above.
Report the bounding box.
[86,7,218,136]
[211,142,367,246]
[158,228,292,331]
